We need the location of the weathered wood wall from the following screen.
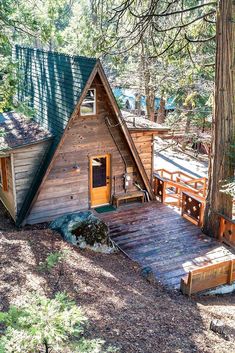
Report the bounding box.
[130,131,154,183]
[13,140,51,213]
[0,156,16,219]
[26,74,143,224]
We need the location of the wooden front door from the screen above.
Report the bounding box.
[90,154,111,207]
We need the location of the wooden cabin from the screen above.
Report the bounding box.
[122,112,169,183]
[0,46,169,225]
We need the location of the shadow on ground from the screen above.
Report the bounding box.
[0,203,234,353]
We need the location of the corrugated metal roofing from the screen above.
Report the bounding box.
[14,46,97,225]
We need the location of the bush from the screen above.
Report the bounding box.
[0,293,116,353]
[38,251,67,272]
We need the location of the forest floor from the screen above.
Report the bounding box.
[0,204,235,353]
[154,138,209,178]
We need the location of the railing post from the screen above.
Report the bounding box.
[162,181,166,204]
[218,217,224,242]
[199,201,205,228]
[188,271,192,296]
[228,260,234,285]
[153,177,156,195]
[203,178,207,197]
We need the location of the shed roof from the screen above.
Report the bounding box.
[121,111,170,132]
[0,111,52,151]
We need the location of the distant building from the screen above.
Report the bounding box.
[113,87,176,114]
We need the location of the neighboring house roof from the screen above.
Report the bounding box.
[0,111,52,151]
[13,46,153,226]
[113,87,176,111]
[122,111,170,132]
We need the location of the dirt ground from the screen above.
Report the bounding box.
[0,204,235,353]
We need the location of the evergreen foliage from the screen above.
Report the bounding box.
[0,293,115,353]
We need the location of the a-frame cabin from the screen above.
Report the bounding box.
[0,46,153,225]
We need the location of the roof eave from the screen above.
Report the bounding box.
[0,136,54,154]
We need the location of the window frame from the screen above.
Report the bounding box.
[0,157,8,192]
[80,88,96,116]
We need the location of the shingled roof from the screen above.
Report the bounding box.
[14,46,98,225]
[15,45,97,139]
[0,111,52,152]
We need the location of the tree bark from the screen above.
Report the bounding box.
[145,86,155,122]
[203,0,235,237]
[141,39,155,121]
[157,96,166,124]
[135,93,141,116]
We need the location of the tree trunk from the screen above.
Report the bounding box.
[145,87,155,121]
[141,39,155,121]
[203,0,235,237]
[157,96,166,124]
[135,93,141,116]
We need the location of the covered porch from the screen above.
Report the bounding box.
[99,201,235,292]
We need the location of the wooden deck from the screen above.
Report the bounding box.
[100,202,235,290]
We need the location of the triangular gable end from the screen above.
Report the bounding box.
[95,63,154,199]
[20,61,154,224]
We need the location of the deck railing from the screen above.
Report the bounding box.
[181,259,235,296]
[219,214,235,247]
[153,169,207,226]
[153,170,207,208]
[181,191,205,227]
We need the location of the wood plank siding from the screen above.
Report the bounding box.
[0,157,16,219]
[13,140,51,214]
[26,74,144,224]
[130,131,154,183]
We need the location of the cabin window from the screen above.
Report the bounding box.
[0,157,8,191]
[80,89,96,115]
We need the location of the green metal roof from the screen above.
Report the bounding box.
[14,46,97,225]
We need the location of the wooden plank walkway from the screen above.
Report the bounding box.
[100,202,235,290]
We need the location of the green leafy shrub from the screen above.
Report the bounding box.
[38,250,67,272]
[0,293,115,353]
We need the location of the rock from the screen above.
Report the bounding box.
[141,266,156,284]
[210,319,225,335]
[50,211,115,253]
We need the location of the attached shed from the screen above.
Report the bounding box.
[0,112,52,220]
[122,111,170,183]
[0,46,154,225]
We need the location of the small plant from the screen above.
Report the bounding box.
[0,128,5,137]
[0,293,116,353]
[38,250,67,272]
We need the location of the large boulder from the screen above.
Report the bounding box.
[50,211,115,253]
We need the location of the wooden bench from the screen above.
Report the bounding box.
[113,191,145,208]
[180,259,235,296]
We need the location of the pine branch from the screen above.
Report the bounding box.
[185,34,216,43]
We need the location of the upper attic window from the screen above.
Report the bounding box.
[80,89,96,115]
